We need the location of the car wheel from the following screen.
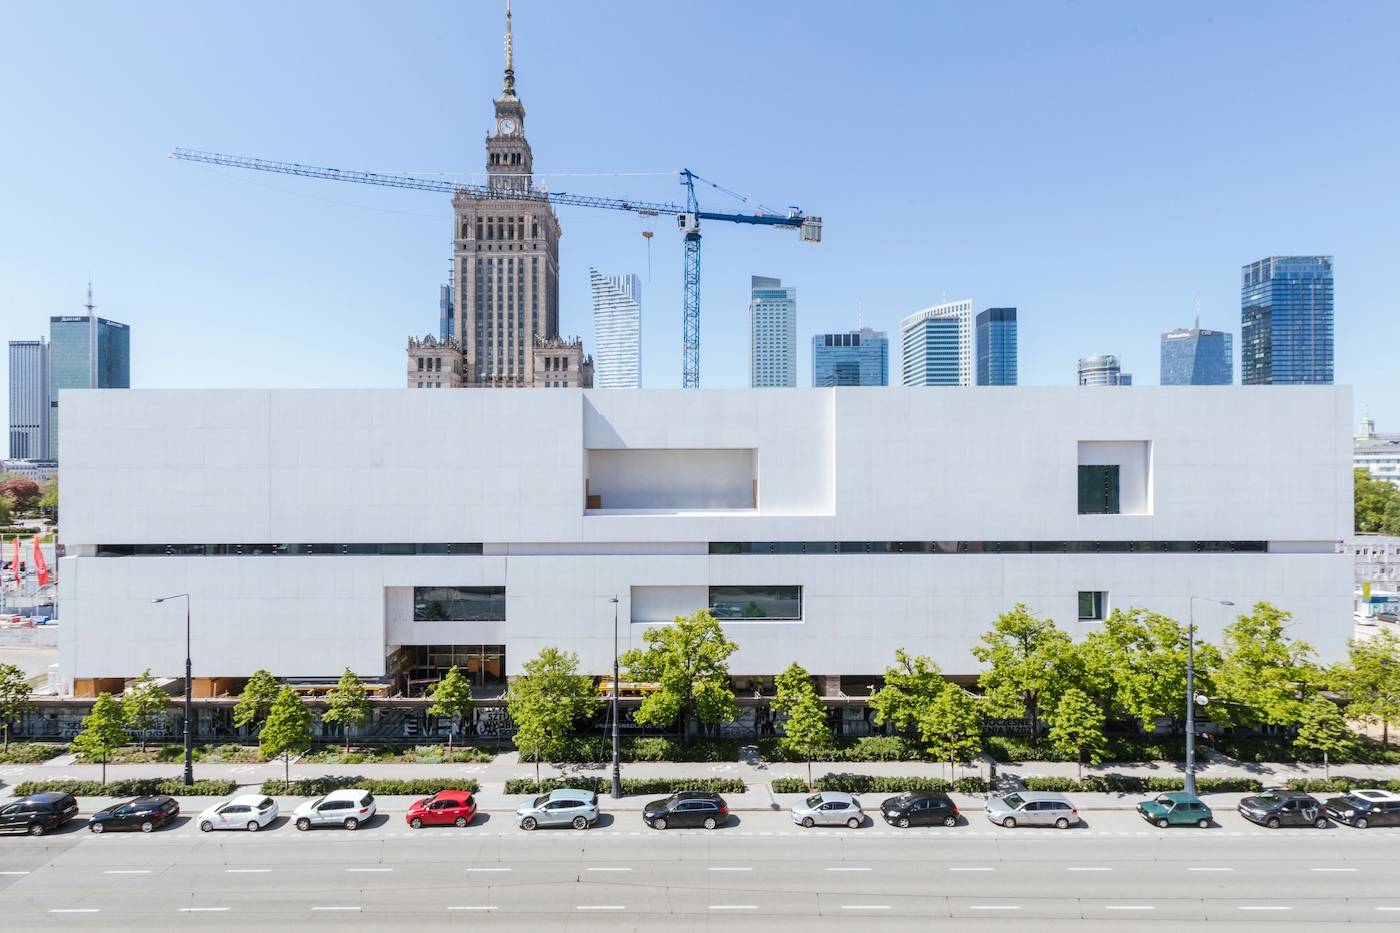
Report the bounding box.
[1355,817,1368,829]
[296,818,311,832]
[1156,818,1169,829]
[344,818,359,831]
[1198,818,1210,829]
[703,817,718,830]
[410,817,423,829]
[1002,817,1017,829]
[572,816,589,830]
[1314,817,1328,829]
[199,820,213,833]
[1266,817,1280,830]
[1056,817,1071,830]
[801,816,815,828]
[28,823,46,837]
[89,821,104,834]
[846,817,860,829]
[898,817,910,828]
[943,815,958,828]
[652,817,667,831]
[140,821,155,834]
[456,816,469,828]
[521,816,537,831]
[246,821,260,832]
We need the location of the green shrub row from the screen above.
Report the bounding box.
[504,777,748,796]
[299,745,494,765]
[549,736,738,763]
[0,743,68,764]
[1020,775,1262,794]
[12,778,238,797]
[259,776,480,796]
[771,775,987,795]
[758,735,926,763]
[1282,777,1400,794]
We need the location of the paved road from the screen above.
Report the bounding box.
[2,804,1398,931]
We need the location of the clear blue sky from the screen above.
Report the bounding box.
[3,0,1397,450]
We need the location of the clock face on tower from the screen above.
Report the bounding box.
[499,118,517,136]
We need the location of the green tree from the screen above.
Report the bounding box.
[1047,688,1108,780]
[1355,468,1398,533]
[506,647,598,784]
[867,649,945,735]
[321,668,372,752]
[620,608,738,742]
[971,604,1077,729]
[1078,608,1222,732]
[260,686,315,791]
[233,670,281,733]
[121,669,169,752]
[426,665,474,751]
[0,663,34,752]
[1214,602,1323,728]
[0,479,40,513]
[1331,631,1400,745]
[1384,496,1400,536]
[72,693,129,785]
[37,478,58,522]
[0,493,13,526]
[918,683,984,780]
[772,663,832,788]
[1294,697,1353,779]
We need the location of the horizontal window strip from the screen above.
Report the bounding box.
[709,541,1269,555]
[96,543,483,557]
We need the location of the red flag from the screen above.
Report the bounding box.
[10,536,19,587]
[32,537,49,587]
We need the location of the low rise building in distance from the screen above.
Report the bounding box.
[8,338,49,460]
[975,308,1017,386]
[900,300,973,386]
[1160,324,1233,385]
[1078,354,1131,386]
[1355,417,1400,489]
[0,458,58,484]
[812,327,888,386]
[531,336,593,388]
[407,335,464,389]
[750,276,797,387]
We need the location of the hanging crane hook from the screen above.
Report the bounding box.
[641,229,654,280]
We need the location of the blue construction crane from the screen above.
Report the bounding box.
[172,149,821,388]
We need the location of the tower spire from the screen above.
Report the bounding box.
[85,277,95,313]
[501,0,516,98]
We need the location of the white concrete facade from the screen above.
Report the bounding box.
[57,387,1352,688]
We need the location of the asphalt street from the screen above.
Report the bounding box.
[1,804,1399,931]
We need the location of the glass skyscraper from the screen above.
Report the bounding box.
[750,276,797,387]
[8,339,49,460]
[900,300,973,386]
[975,307,1017,386]
[49,314,130,458]
[1160,326,1233,385]
[812,327,888,386]
[590,268,642,388]
[1240,256,1333,385]
[1078,354,1130,386]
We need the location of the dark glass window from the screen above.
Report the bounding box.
[1078,591,1106,621]
[413,586,506,621]
[709,585,801,620]
[1078,465,1121,514]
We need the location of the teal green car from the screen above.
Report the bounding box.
[1136,792,1212,828]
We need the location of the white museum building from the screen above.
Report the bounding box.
[55,387,1351,697]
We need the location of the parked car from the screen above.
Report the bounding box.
[0,792,78,836]
[1323,789,1400,829]
[515,788,599,831]
[406,790,477,828]
[1237,790,1328,829]
[790,791,864,828]
[880,791,959,828]
[293,789,376,831]
[984,791,1079,829]
[1136,792,1211,828]
[88,795,179,834]
[642,792,729,831]
[197,795,278,832]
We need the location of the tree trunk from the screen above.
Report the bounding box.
[1385,721,1390,747]
[806,755,812,791]
[284,752,290,792]
[1324,749,1329,781]
[3,722,9,752]
[101,753,107,787]
[534,752,541,788]
[1077,752,1083,782]
[447,719,455,753]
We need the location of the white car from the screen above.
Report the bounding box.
[293,789,377,831]
[197,795,279,833]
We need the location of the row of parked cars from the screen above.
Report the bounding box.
[4,786,1399,837]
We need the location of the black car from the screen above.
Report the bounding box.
[880,791,959,828]
[1323,791,1400,829]
[0,793,78,836]
[642,792,729,830]
[88,795,180,834]
[1237,790,1328,829]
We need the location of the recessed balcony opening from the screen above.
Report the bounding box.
[585,448,757,514]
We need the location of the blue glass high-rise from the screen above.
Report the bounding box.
[1240,256,1333,385]
[975,308,1017,386]
[1160,327,1233,385]
[48,314,130,458]
[812,327,888,386]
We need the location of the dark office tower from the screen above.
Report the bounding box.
[975,308,1018,386]
[8,339,49,459]
[1240,256,1333,385]
[48,292,130,459]
[1160,325,1233,385]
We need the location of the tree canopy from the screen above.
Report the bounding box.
[773,662,832,787]
[0,663,33,752]
[233,670,281,733]
[1332,631,1400,745]
[507,647,598,783]
[971,604,1077,727]
[1213,602,1323,728]
[426,665,474,751]
[1294,697,1352,779]
[918,683,984,777]
[1355,469,1400,534]
[72,693,129,785]
[121,669,169,752]
[868,649,944,734]
[321,668,372,752]
[1078,608,1221,732]
[1047,687,1108,780]
[260,686,314,790]
[621,609,738,741]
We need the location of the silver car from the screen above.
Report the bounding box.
[790,791,865,828]
[515,788,599,830]
[984,791,1079,829]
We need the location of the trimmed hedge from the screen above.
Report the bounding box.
[772,775,987,795]
[12,778,237,797]
[1021,775,1262,794]
[504,777,747,796]
[1283,777,1400,795]
[259,776,479,796]
[550,737,738,763]
[759,736,926,763]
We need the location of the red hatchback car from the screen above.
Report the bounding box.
[406,790,478,828]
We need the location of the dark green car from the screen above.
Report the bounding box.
[1136,792,1212,828]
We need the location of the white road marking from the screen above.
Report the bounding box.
[709,905,758,910]
[1376,907,1400,912]
[1067,867,1112,872]
[50,909,101,914]
[949,866,994,872]
[586,867,632,872]
[180,907,230,912]
[0,871,30,875]
[1310,867,1356,872]
[311,906,361,911]
[826,867,871,872]
[226,869,271,874]
[577,905,626,911]
[345,868,392,873]
[1238,906,1292,911]
[103,869,150,874]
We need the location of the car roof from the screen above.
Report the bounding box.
[810,791,856,804]
[672,791,721,800]
[226,794,272,806]
[1349,789,1400,801]
[1155,791,1201,802]
[1007,791,1072,803]
[126,795,174,805]
[546,788,595,802]
[321,788,371,799]
[430,788,474,797]
[20,792,69,804]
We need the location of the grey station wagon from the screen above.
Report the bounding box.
[984,791,1080,829]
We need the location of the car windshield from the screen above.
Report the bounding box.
[1001,793,1024,808]
[309,796,325,808]
[895,792,915,805]
[532,795,550,808]
[1255,792,1281,804]
[805,795,823,809]
[1342,794,1371,808]
[1156,796,1173,805]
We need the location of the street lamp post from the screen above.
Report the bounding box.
[153,593,193,786]
[1185,596,1234,797]
[609,595,622,799]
